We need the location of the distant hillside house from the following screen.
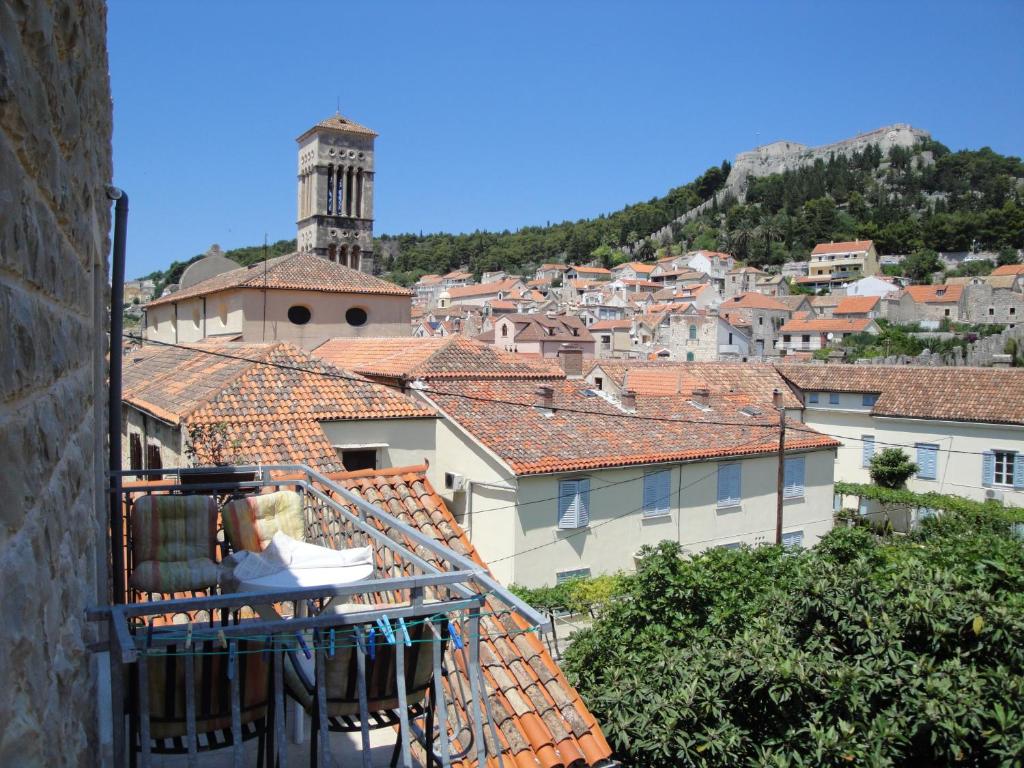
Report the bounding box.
[483,313,596,358]
[143,252,412,350]
[445,277,526,307]
[778,316,879,352]
[809,240,880,279]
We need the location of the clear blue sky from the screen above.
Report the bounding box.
[107,0,1024,279]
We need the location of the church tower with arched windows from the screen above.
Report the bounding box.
[296,114,377,273]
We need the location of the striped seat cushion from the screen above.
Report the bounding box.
[129,495,219,594]
[222,491,305,553]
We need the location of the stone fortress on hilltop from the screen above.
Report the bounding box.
[295,113,378,273]
[649,124,931,245]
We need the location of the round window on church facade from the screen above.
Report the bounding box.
[288,305,312,325]
[346,307,368,327]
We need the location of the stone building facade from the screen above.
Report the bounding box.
[296,115,377,272]
[963,283,1024,326]
[0,1,112,764]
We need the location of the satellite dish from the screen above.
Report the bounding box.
[826,332,835,340]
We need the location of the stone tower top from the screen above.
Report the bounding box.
[296,113,377,273]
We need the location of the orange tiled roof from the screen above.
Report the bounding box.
[314,335,563,381]
[620,279,660,288]
[613,261,656,274]
[569,266,611,275]
[537,263,569,271]
[721,292,790,311]
[780,317,874,333]
[811,239,874,256]
[488,299,517,310]
[500,314,595,344]
[426,379,835,475]
[147,252,411,307]
[328,465,615,767]
[589,319,632,330]
[795,274,834,284]
[903,284,964,304]
[991,264,1024,276]
[296,113,378,140]
[778,365,1024,426]
[834,295,880,315]
[448,278,523,299]
[123,342,433,472]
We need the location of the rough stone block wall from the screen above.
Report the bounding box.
[0,1,112,765]
[963,284,1024,325]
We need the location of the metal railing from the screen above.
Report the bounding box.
[88,464,547,767]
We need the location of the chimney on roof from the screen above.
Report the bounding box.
[534,384,554,411]
[772,388,784,409]
[691,387,710,407]
[620,389,637,411]
[557,344,584,378]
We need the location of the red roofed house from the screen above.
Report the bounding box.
[489,313,597,359]
[590,319,635,359]
[834,294,881,320]
[778,316,879,352]
[610,261,657,281]
[668,308,751,361]
[724,266,768,299]
[144,251,414,351]
[564,265,612,282]
[809,240,880,279]
[889,283,966,324]
[719,292,793,357]
[446,277,527,308]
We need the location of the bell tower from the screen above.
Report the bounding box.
[296,114,377,273]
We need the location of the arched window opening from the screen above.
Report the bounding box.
[288,305,312,325]
[689,324,698,340]
[326,165,334,214]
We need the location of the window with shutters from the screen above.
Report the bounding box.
[129,433,143,479]
[781,530,804,548]
[557,478,590,529]
[807,392,819,404]
[862,435,875,467]
[555,567,591,585]
[915,443,939,480]
[993,451,1016,487]
[829,393,840,405]
[145,443,163,481]
[716,463,741,508]
[862,393,878,406]
[642,470,671,518]
[783,457,805,499]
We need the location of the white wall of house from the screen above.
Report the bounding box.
[122,405,186,472]
[800,397,1024,506]
[319,417,437,472]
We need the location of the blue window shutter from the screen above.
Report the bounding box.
[782,530,804,548]
[577,479,590,526]
[829,393,840,405]
[643,470,671,516]
[718,464,741,506]
[808,392,819,404]
[982,451,995,487]
[862,436,875,468]
[1013,453,1024,490]
[916,444,938,480]
[784,457,805,499]
[558,480,579,529]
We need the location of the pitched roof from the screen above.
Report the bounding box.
[811,239,874,256]
[589,319,632,330]
[613,261,656,274]
[834,295,880,315]
[568,266,611,275]
[537,263,569,271]
[728,266,768,275]
[721,292,790,311]
[443,270,474,280]
[810,295,841,308]
[123,342,433,472]
[903,284,964,304]
[328,465,614,767]
[314,335,563,381]
[777,365,1024,426]
[776,295,813,312]
[620,279,660,288]
[425,379,835,475]
[147,252,411,307]
[296,113,378,140]
[795,274,835,284]
[448,278,523,299]
[780,317,875,333]
[990,264,1024,276]
[500,314,595,344]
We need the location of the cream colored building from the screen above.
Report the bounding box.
[779,366,1024,507]
[809,239,880,278]
[143,252,412,350]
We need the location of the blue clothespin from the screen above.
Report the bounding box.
[328,628,336,658]
[227,641,237,681]
[376,615,396,645]
[396,617,412,647]
[295,632,312,660]
[448,620,463,650]
[367,628,377,660]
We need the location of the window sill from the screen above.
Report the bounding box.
[641,512,672,522]
[556,526,589,534]
[783,494,805,503]
[716,503,742,512]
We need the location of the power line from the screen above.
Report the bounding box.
[121,333,1008,458]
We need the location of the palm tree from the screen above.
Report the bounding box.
[759,218,784,263]
[731,224,756,262]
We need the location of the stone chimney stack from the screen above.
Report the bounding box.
[558,344,583,378]
[534,384,554,411]
[620,389,637,410]
[773,388,784,409]
[691,387,710,407]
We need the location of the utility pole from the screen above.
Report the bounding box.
[774,388,785,545]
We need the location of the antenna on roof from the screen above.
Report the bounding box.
[261,233,269,342]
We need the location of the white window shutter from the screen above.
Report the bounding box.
[862,436,875,468]
[982,451,995,487]
[558,480,579,529]
[1014,453,1024,490]
[577,479,590,527]
[784,457,805,499]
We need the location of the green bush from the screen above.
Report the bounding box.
[868,447,918,488]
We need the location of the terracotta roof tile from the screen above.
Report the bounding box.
[147,252,411,307]
[123,342,433,472]
[569,266,611,276]
[448,278,523,299]
[991,264,1024,276]
[780,317,874,333]
[834,295,880,315]
[612,261,656,274]
[778,364,1024,425]
[721,292,790,311]
[589,319,632,330]
[326,466,614,767]
[903,284,964,303]
[296,113,378,139]
[811,239,874,256]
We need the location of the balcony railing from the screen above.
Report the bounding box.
[88,464,547,767]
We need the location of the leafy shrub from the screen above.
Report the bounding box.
[868,447,918,489]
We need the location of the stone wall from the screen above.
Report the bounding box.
[857,324,1024,367]
[963,284,1024,325]
[0,1,112,765]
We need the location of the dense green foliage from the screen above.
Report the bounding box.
[835,319,1006,362]
[564,516,1024,767]
[142,239,297,297]
[868,447,919,489]
[835,481,1024,522]
[509,574,624,616]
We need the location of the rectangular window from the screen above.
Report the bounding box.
[558,478,590,529]
[783,457,805,499]
[808,392,819,404]
[862,393,878,406]
[915,443,939,480]
[993,450,1017,487]
[716,463,741,508]
[862,435,875,468]
[718,542,742,550]
[642,469,672,518]
[781,530,804,548]
[129,433,143,478]
[341,448,378,472]
[829,393,840,405]
[145,444,163,481]
[555,567,591,585]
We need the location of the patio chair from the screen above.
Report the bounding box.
[222,489,306,554]
[128,494,220,595]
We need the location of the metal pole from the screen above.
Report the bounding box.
[774,389,785,545]
[107,187,128,604]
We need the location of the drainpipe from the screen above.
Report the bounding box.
[107,187,128,605]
